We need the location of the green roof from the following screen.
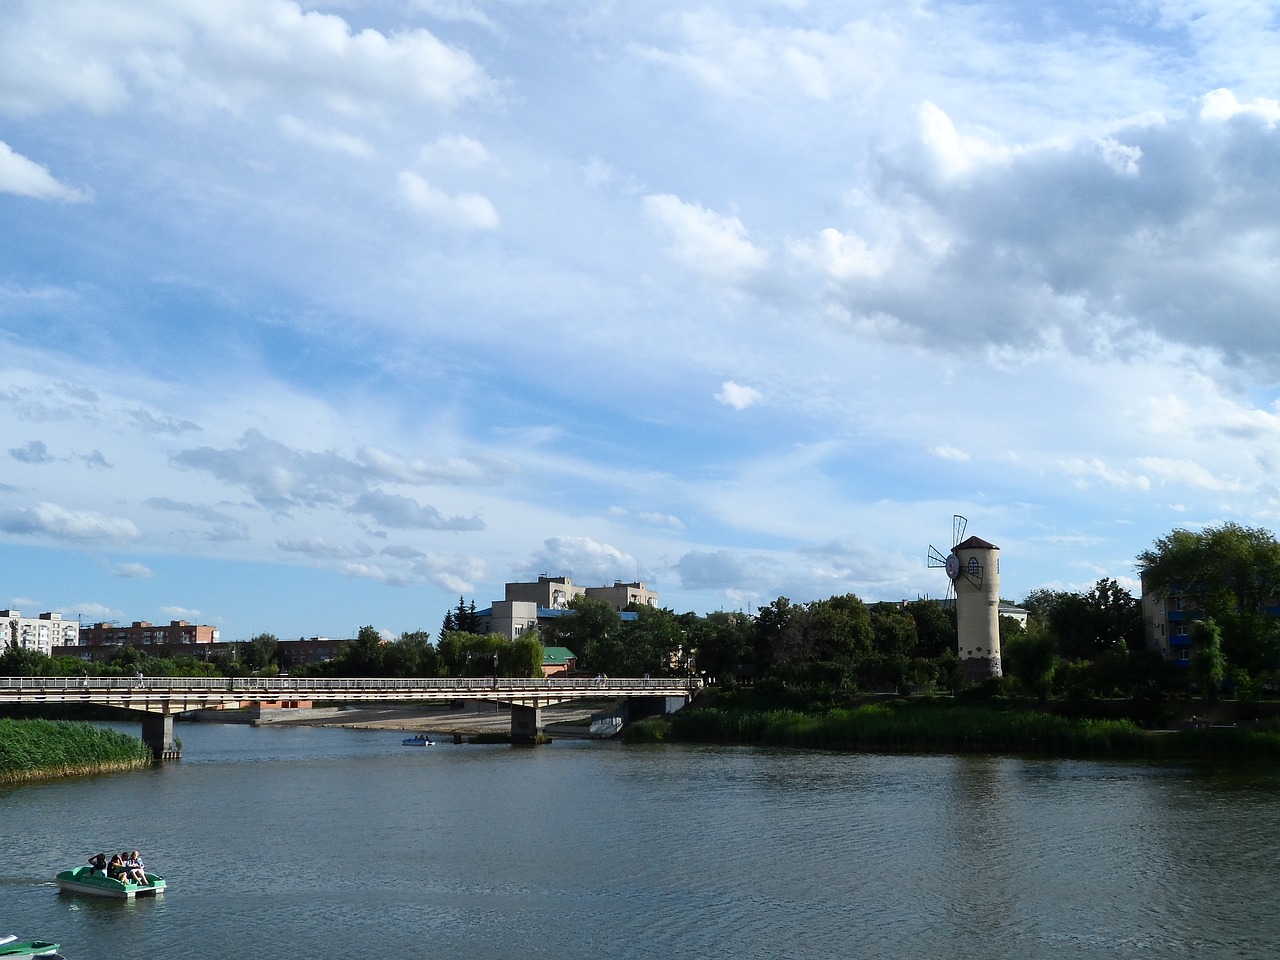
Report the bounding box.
[541,646,577,665]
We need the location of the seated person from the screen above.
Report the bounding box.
[88,852,107,875]
[125,850,147,884]
[107,853,127,881]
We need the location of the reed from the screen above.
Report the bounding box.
[0,718,151,783]
[669,702,1154,758]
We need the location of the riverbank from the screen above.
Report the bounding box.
[629,699,1280,761]
[0,718,152,784]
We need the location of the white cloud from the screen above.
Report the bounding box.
[278,115,373,157]
[0,502,140,543]
[930,445,970,462]
[715,381,763,411]
[919,100,1006,178]
[113,562,154,579]
[790,227,886,280]
[522,536,640,586]
[0,141,91,202]
[1200,88,1280,126]
[398,171,499,230]
[0,1,492,116]
[643,194,767,285]
[418,133,491,168]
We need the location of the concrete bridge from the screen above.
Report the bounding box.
[0,675,699,757]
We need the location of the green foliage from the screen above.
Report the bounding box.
[0,718,151,781]
[1190,618,1226,702]
[542,597,623,673]
[670,701,1150,757]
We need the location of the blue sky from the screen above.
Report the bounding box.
[2,0,1280,641]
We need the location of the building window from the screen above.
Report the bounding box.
[967,557,979,576]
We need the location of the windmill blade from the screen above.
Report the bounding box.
[927,544,950,567]
[952,514,968,546]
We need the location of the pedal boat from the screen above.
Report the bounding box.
[55,866,167,898]
[0,935,63,958]
[402,733,435,746]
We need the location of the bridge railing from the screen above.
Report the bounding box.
[0,676,700,695]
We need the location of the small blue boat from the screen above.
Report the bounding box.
[402,734,435,746]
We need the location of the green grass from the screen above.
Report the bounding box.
[0,718,151,783]
[660,701,1280,761]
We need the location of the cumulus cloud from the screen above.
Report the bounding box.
[398,171,499,230]
[521,536,640,586]
[675,548,785,591]
[0,1,491,116]
[277,537,374,560]
[715,381,762,410]
[643,194,767,285]
[0,141,91,202]
[0,502,140,542]
[10,440,53,464]
[356,446,514,485]
[112,562,153,579]
[419,133,491,167]
[353,491,484,531]
[278,114,373,157]
[173,429,371,511]
[930,444,970,462]
[829,92,1280,362]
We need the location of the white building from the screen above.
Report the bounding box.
[0,610,79,657]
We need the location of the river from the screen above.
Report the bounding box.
[2,721,1279,959]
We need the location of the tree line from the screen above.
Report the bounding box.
[5,523,1279,707]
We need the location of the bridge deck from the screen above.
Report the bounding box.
[0,676,698,712]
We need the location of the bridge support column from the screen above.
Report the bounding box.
[141,713,181,761]
[510,704,542,744]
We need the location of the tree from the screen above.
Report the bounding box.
[1190,618,1225,702]
[1138,523,1280,678]
[243,633,280,672]
[542,596,622,674]
[617,605,685,676]
[685,610,754,682]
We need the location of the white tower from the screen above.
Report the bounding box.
[948,535,1002,683]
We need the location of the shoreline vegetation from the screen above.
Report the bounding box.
[623,695,1280,762]
[0,717,152,784]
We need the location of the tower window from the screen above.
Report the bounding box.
[967,557,979,576]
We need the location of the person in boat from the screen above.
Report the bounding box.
[88,852,107,875]
[107,853,127,881]
[125,850,148,884]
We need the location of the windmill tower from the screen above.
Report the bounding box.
[928,516,1002,684]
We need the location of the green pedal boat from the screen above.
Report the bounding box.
[56,865,167,898]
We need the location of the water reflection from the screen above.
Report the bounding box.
[3,726,1280,959]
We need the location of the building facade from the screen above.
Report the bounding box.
[1141,573,1194,666]
[0,610,79,657]
[79,620,220,647]
[478,575,656,640]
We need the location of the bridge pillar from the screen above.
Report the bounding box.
[510,704,542,744]
[140,712,181,761]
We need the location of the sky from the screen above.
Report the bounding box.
[2,0,1280,642]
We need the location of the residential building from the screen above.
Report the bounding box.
[0,610,79,657]
[586,581,658,610]
[1141,573,1193,666]
[80,620,220,646]
[477,575,655,640]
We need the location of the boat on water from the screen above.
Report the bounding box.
[402,733,435,746]
[0,934,64,958]
[55,866,167,898]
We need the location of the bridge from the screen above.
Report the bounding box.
[0,675,700,758]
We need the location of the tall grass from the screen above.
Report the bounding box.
[669,702,1155,759]
[0,718,151,783]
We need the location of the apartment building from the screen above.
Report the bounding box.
[79,620,220,646]
[0,610,79,657]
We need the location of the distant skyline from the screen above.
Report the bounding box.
[3,1,1280,641]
